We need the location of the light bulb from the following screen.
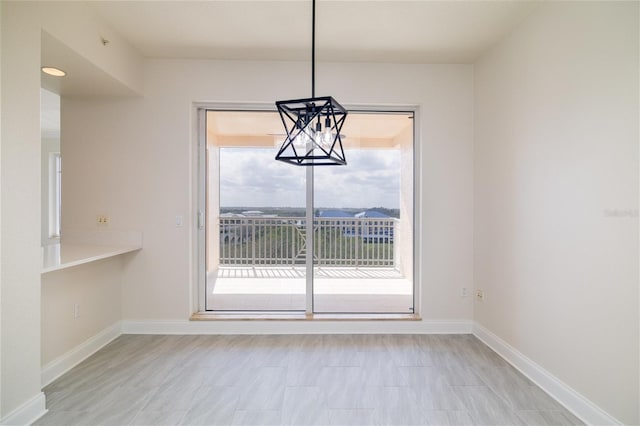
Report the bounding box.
[321,127,333,149]
[319,116,333,149]
[293,131,306,150]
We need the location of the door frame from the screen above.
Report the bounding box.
[193,102,422,316]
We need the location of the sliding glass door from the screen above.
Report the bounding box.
[203,109,414,314]
[313,113,414,313]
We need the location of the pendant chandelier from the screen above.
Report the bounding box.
[275,0,348,166]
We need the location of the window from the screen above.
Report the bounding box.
[200,109,415,315]
[49,152,62,238]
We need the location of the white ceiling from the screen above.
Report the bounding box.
[41,31,139,98]
[88,0,539,64]
[42,0,539,138]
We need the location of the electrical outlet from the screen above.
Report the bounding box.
[74,303,80,319]
[475,289,484,301]
[97,215,110,225]
[461,287,468,297]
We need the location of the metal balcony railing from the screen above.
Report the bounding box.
[219,217,396,267]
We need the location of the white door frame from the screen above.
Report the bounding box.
[193,102,421,316]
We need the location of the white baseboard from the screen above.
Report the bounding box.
[0,392,46,426]
[41,322,122,388]
[121,319,473,335]
[472,322,621,426]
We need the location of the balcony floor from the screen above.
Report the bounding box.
[207,267,413,313]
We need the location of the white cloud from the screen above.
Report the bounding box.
[219,148,401,208]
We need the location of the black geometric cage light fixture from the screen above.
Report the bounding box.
[275,0,348,166]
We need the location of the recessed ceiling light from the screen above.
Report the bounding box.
[41,67,66,77]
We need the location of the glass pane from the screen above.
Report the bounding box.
[205,111,306,312]
[313,112,414,313]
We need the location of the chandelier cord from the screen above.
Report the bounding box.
[274,0,347,166]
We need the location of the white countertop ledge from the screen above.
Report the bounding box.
[42,230,142,273]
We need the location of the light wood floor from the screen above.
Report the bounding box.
[36,334,584,426]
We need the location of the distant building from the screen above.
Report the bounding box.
[316,210,354,232]
[354,210,389,219]
[314,210,393,242]
[317,209,352,218]
[221,212,245,218]
[355,210,393,243]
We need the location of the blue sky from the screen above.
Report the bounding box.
[219,148,401,209]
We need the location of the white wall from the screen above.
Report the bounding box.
[0,1,143,421]
[474,2,639,424]
[62,59,475,325]
[38,3,143,95]
[206,132,220,274]
[1,2,45,419]
[396,124,414,281]
[41,257,125,366]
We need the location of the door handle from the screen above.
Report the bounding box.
[198,211,204,230]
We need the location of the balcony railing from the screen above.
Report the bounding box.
[219,217,396,267]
